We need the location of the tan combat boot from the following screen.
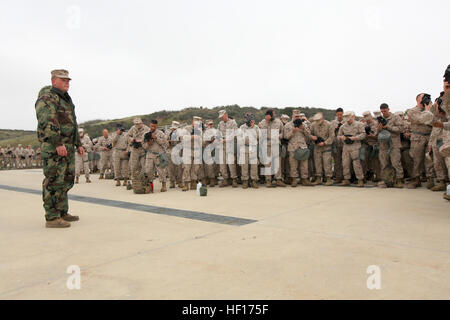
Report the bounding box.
[242,180,248,189]
[251,180,259,189]
[311,177,322,185]
[406,177,420,189]
[62,213,79,222]
[334,178,343,185]
[123,178,128,186]
[116,180,121,186]
[357,180,364,188]
[75,177,79,184]
[46,218,70,228]
[161,182,167,192]
[393,178,404,189]
[202,178,208,186]
[340,179,351,186]
[190,181,197,190]
[431,180,446,192]
[324,178,333,186]
[219,179,229,188]
[301,179,314,186]
[169,181,175,188]
[99,173,104,180]
[266,179,273,188]
[276,179,286,187]
[232,178,238,188]
[426,178,435,190]
[86,177,91,183]
[291,179,298,187]
[182,182,189,192]
[209,178,217,188]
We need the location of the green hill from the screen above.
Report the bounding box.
[1,105,336,147]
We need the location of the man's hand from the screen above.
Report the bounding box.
[56,145,67,157]
[433,121,444,128]
[425,102,432,112]
[311,136,318,141]
[339,136,346,142]
[349,137,357,141]
[78,146,85,156]
[293,127,300,133]
[318,142,325,147]
[124,151,129,157]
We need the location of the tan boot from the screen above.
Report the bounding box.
[444,193,450,201]
[161,182,167,192]
[276,179,286,187]
[116,180,121,186]
[209,178,217,188]
[357,180,364,188]
[232,178,238,188]
[202,178,208,186]
[426,178,435,190]
[75,177,79,184]
[61,213,79,222]
[190,181,197,190]
[393,178,404,189]
[46,218,70,228]
[219,179,229,188]
[251,180,259,189]
[324,178,333,186]
[311,177,322,185]
[334,178,343,185]
[431,180,446,192]
[406,177,420,189]
[301,179,314,186]
[182,182,189,192]
[242,180,248,189]
[291,179,298,187]
[86,177,91,183]
[123,178,128,186]
[170,181,175,188]
[340,179,351,186]
[99,173,104,180]
[266,179,273,188]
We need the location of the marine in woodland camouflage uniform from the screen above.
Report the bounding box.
[34,69,83,228]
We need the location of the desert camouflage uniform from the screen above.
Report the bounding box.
[14,146,26,169]
[258,118,283,181]
[406,106,434,179]
[166,128,183,186]
[112,131,130,181]
[75,134,93,179]
[362,120,380,180]
[310,120,335,180]
[202,125,220,182]
[331,118,345,181]
[218,118,238,180]
[284,121,311,180]
[34,86,81,221]
[237,123,260,182]
[97,135,113,174]
[128,124,150,180]
[337,121,366,180]
[25,147,35,168]
[378,113,404,180]
[180,125,203,184]
[143,129,168,183]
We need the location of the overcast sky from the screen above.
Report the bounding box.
[0,0,449,130]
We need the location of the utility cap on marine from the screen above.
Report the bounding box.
[133,117,143,125]
[362,111,372,118]
[206,120,214,125]
[312,112,323,122]
[280,114,290,120]
[343,111,355,120]
[292,109,302,117]
[193,116,202,121]
[51,69,71,80]
[78,128,84,133]
[218,110,227,118]
[171,121,180,128]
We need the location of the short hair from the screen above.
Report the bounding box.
[336,108,344,113]
[150,119,158,125]
[380,103,389,110]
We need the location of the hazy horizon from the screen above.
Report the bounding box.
[1,0,449,130]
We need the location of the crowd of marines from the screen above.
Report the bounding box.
[70,92,449,197]
[0,144,42,169]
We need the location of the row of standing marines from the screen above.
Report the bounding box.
[34,68,450,228]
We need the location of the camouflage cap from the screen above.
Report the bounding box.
[343,111,355,120]
[292,109,301,117]
[193,116,202,121]
[51,69,71,80]
[312,112,323,122]
[171,121,180,128]
[133,117,143,125]
[78,128,84,133]
[362,111,372,118]
[218,110,227,118]
[280,114,290,120]
[206,120,214,125]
